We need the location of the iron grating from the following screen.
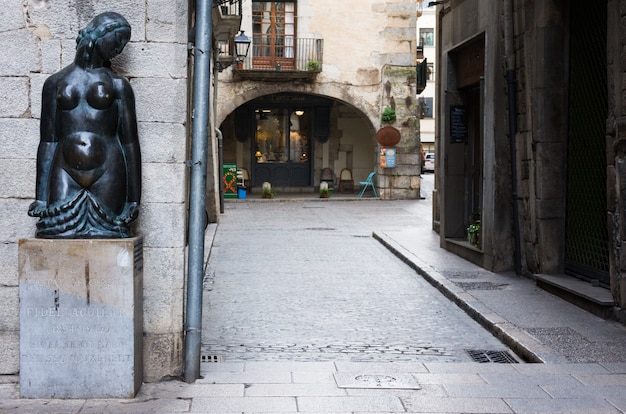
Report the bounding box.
[465,349,518,363]
[201,354,223,363]
[454,281,508,291]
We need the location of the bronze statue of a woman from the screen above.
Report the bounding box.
[28,12,141,238]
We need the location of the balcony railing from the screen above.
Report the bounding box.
[235,38,323,79]
[213,0,242,16]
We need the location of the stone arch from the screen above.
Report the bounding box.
[217,81,380,133]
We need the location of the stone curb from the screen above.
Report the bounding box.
[372,230,562,364]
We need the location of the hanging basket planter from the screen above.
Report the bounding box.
[376,126,401,147]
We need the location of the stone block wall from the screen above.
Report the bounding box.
[0,1,189,382]
[378,66,420,200]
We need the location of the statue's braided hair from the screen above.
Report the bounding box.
[75,13,131,65]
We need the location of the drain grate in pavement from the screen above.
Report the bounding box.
[454,281,509,291]
[466,349,518,363]
[442,272,480,280]
[334,373,420,389]
[304,227,336,231]
[201,354,223,363]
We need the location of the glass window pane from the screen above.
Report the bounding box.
[419,97,433,118]
[254,108,309,163]
[420,28,434,47]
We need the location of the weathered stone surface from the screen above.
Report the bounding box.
[131,78,187,123]
[143,288,183,333]
[0,119,39,157]
[0,243,18,287]
[0,160,35,198]
[0,3,24,32]
[25,3,146,42]
[0,331,19,374]
[0,287,18,331]
[0,77,29,117]
[143,332,183,382]
[146,0,188,43]
[139,122,186,163]
[0,30,40,76]
[40,39,62,74]
[19,238,143,398]
[143,163,186,204]
[115,43,187,79]
[0,199,36,241]
[140,203,186,248]
[142,247,185,290]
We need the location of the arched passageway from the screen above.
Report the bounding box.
[220,92,377,192]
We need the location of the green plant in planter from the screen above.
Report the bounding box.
[307,60,320,71]
[467,210,481,247]
[381,106,396,123]
[319,182,331,198]
[467,223,480,247]
[261,182,276,199]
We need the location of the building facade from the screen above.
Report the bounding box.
[434,0,626,315]
[215,0,421,200]
[0,0,420,383]
[416,2,436,155]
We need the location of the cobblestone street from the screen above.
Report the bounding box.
[202,177,516,363]
[7,176,626,413]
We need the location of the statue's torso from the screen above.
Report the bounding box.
[53,66,124,190]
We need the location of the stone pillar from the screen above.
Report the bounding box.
[378,66,421,199]
[18,238,143,399]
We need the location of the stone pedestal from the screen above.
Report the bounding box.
[18,238,143,399]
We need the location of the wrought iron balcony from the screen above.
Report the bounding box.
[213,0,242,42]
[213,0,241,16]
[234,38,323,81]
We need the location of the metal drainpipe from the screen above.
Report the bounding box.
[184,0,212,383]
[216,128,224,214]
[504,0,522,275]
[214,49,224,214]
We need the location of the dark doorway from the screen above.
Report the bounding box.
[253,108,311,186]
[565,0,609,286]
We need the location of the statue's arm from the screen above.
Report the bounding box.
[29,77,58,216]
[116,77,141,223]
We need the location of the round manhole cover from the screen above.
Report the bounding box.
[334,372,420,389]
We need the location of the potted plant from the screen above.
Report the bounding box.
[261,182,275,199]
[319,181,331,198]
[307,60,320,71]
[467,223,480,247]
[467,210,481,247]
[381,106,396,123]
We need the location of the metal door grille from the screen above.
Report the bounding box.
[565,0,609,286]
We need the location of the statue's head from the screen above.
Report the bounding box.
[76,12,131,65]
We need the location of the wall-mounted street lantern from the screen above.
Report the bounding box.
[216,30,251,72]
[234,30,251,64]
